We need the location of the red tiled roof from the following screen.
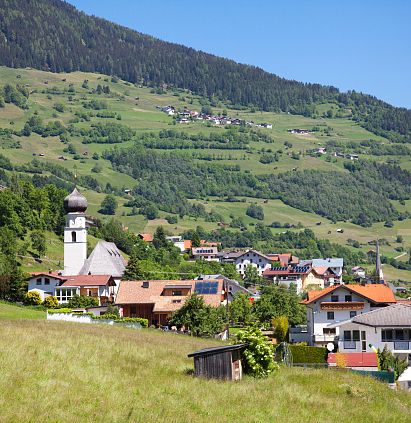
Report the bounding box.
[184,240,192,250]
[115,279,223,311]
[328,352,378,368]
[30,272,66,281]
[139,233,153,242]
[301,284,396,305]
[60,275,113,287]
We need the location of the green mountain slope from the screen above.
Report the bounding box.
[1,66,411,283]
[0,0,410,142]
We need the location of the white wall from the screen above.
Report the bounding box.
[236,251,271,277]
[63,212,87,275]
[28,276,62,300]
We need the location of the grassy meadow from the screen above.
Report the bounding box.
[0,316,410,422]
[1,66,411,281]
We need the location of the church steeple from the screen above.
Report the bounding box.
[375,239,384,283]
[63,188,88,275]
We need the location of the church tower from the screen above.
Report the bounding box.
[63,188,88,275]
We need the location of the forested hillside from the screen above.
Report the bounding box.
[0,0,410,142]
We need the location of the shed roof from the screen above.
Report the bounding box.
[328,352,378,367]
[60,275,113,287]
[188,344,246,358]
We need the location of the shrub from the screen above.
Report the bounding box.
[67,295,99,308]
[91,313,118,320]
[246,204,264,220]
[236,326,278,378]
[23,291,42,306]
[288,345,328,364]
[272,316,289,342]
[118,317,149,327]
[47,308,72,314]
[42,296,59,309]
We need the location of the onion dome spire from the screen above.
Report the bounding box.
[63,188,88,213]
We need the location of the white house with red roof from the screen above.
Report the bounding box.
[301,284,396,346]
[28,273,116,305]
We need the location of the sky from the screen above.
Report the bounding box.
[66,0,411,108]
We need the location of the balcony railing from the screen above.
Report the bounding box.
[315,334,337,343]
[343,340,357,349]
[394,341,410,350]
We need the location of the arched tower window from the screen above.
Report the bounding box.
[71,231,77,243]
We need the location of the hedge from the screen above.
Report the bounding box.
[47,308,72,314]
[288,345,328,364]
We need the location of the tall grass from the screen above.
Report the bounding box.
[0,319,409,422]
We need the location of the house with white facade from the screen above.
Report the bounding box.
[191,246,219,261]
[330,303,411,364]
[233,250,273,277]
[301,284,396,346]
[28,273,116,305]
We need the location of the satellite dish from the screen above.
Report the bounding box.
[327,342,334,352]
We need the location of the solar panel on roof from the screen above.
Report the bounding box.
[195,281,218,295]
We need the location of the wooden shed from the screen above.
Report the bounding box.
[187,344,246,381]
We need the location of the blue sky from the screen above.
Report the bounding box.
[67,0,411,108]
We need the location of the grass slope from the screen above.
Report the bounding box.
[1,66,411,280]
[0,318,410,422]
[0,301,45,319]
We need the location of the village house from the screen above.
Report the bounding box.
[352,266,366,279]
[231,249,274,277]
[330,303,411,364]
[28,273,116,305]
[115,279,224,327]
[262,264,326,293]
[138,233,153,243]
[301,284,396,347]
[166,236,192,253]
[191,246,219,261]
[300,258,344,285]
[196,274,252,301]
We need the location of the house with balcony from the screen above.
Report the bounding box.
[300,258,344,285]
[28,273,116,305]
[263,265,326,293]
[115,279,224,327]
[330,303,411,364]
[191,246,219,261]
[301,284,396,346]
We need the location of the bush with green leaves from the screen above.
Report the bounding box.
[288,345,328,364]
[67,295,99,308]
[377,345,408,380]
[42,296,59,309]
[236,326,278,378]
[23,291,42,306]
[47,308,72,314]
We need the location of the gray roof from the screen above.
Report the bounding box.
[351,303,411,327]
[197,274,252,295]
[79,241,126,278]
[312,258,343,268]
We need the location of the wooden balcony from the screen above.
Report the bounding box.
[320,301,365,311]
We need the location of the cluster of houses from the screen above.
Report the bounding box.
[27,188,411,382]
[156,105,272,128]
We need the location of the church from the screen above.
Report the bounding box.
[27,188,126,305]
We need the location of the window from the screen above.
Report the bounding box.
[172,290,182,296]
[172,299,181,304]
[44,278,50,286]
[71,231,76,243]
[327,311,334,320]
[55,288,76,303]
[382,329,393,342]
[345,295,352,302]
[130,306,137,317]
[259,259,262,263]
[331,295,339,302]
[395,329,405,341]
[142,281,149,288]
[36,278,42,286]
[353,330,360,341]
[344,331,351,341]
[350,311,357,318]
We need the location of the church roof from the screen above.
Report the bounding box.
[79,241,126,278]
[64,188,88,213]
